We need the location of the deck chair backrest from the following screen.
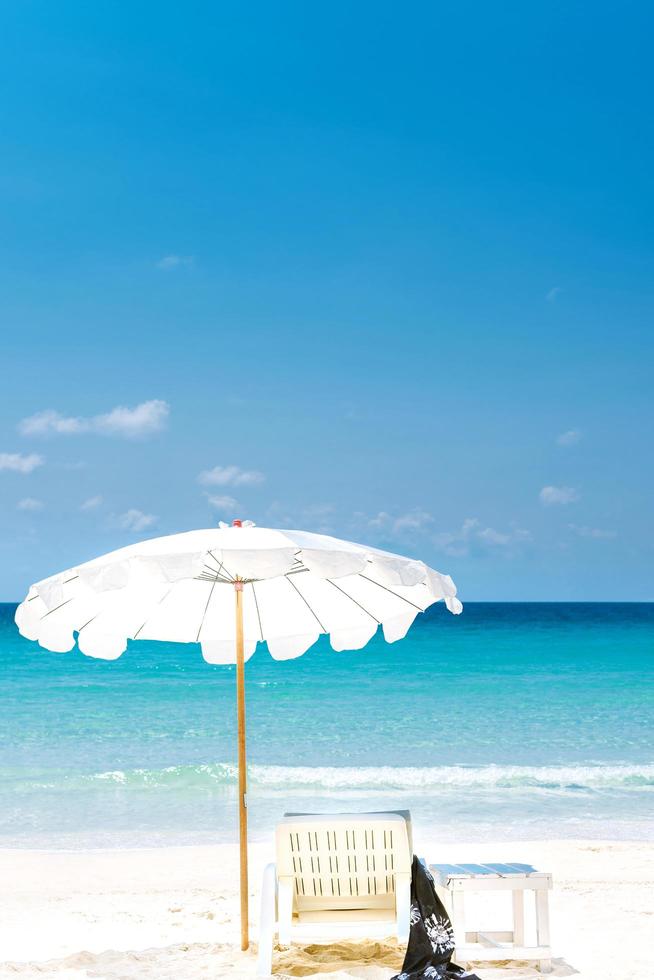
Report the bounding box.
[275,812,412,912]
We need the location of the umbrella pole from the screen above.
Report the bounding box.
[235,582,249,951]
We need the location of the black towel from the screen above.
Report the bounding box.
[392,857,482,980]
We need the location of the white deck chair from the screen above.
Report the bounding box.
[257,811,412,977]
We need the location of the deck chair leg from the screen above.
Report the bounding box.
[277,876,294,947]
[395,872,411,944]
[257,863,277,977]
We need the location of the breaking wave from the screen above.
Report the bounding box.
[19,762,654,793]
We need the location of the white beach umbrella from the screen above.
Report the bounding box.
[15,520,462,949]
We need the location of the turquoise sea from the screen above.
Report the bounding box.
[1,602,653,848]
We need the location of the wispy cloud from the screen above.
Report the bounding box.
[366,509,434,535]
[394,510,434,533]
[301,504,336,533]
[539,485,580,505]
[0,452,44,474]
[205,494,239,512]
[556,429,582,446]
[546,286,562,302]
[303,503,335,520]
[117,509,157,532]
[80,495,103,511]
[156,255,194,270]
[433,517,531,558]
[198,465,264,487]
[17,497,44,511]
[568,523,616,540]
[265,501,335,532]
[19,400,169,439]
[366,511,391,529]
[359,509,529,558]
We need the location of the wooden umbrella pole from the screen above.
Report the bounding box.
[234,581,249,951]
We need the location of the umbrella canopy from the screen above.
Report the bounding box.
[16,522,462,661]
[15,521,462,949]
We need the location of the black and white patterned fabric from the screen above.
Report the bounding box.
[392,857,482,980]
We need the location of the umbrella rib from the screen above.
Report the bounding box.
[77,613,99,634]
[196,579,217,642]
[39,598,74,620]
[207,551,237,582]
[133,585,174,639]
[326,579,380,624]
[199,563,232,582]
[251,582,264,642]
[358,573,424,611]
[204,554,226,579]
[29,574,79,603]
[285,576,327,633]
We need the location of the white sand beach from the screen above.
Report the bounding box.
[1,838,652,980]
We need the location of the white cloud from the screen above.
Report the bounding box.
[434,518,531,558]
[156,255,194,270]
[556,429,582,446]
[17,497,44,511]
[19,400,169,439]
[539,485,580,506]
[96,401,169,437]
[118,509,157,532]
[198,465,264,487]
[205,494,239,511]
[0,452,44,474]
[546,286,562,302]
[568,523,617,540]
[80,495,103,511]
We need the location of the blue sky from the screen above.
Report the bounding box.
[1,2,652,601]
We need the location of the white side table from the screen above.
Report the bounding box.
[430,862,553,973]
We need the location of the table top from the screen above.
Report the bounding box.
[430,862,545,879]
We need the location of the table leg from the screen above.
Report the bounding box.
[512,889,525,946]
[450,888,466,952]
[536,888,551,972]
